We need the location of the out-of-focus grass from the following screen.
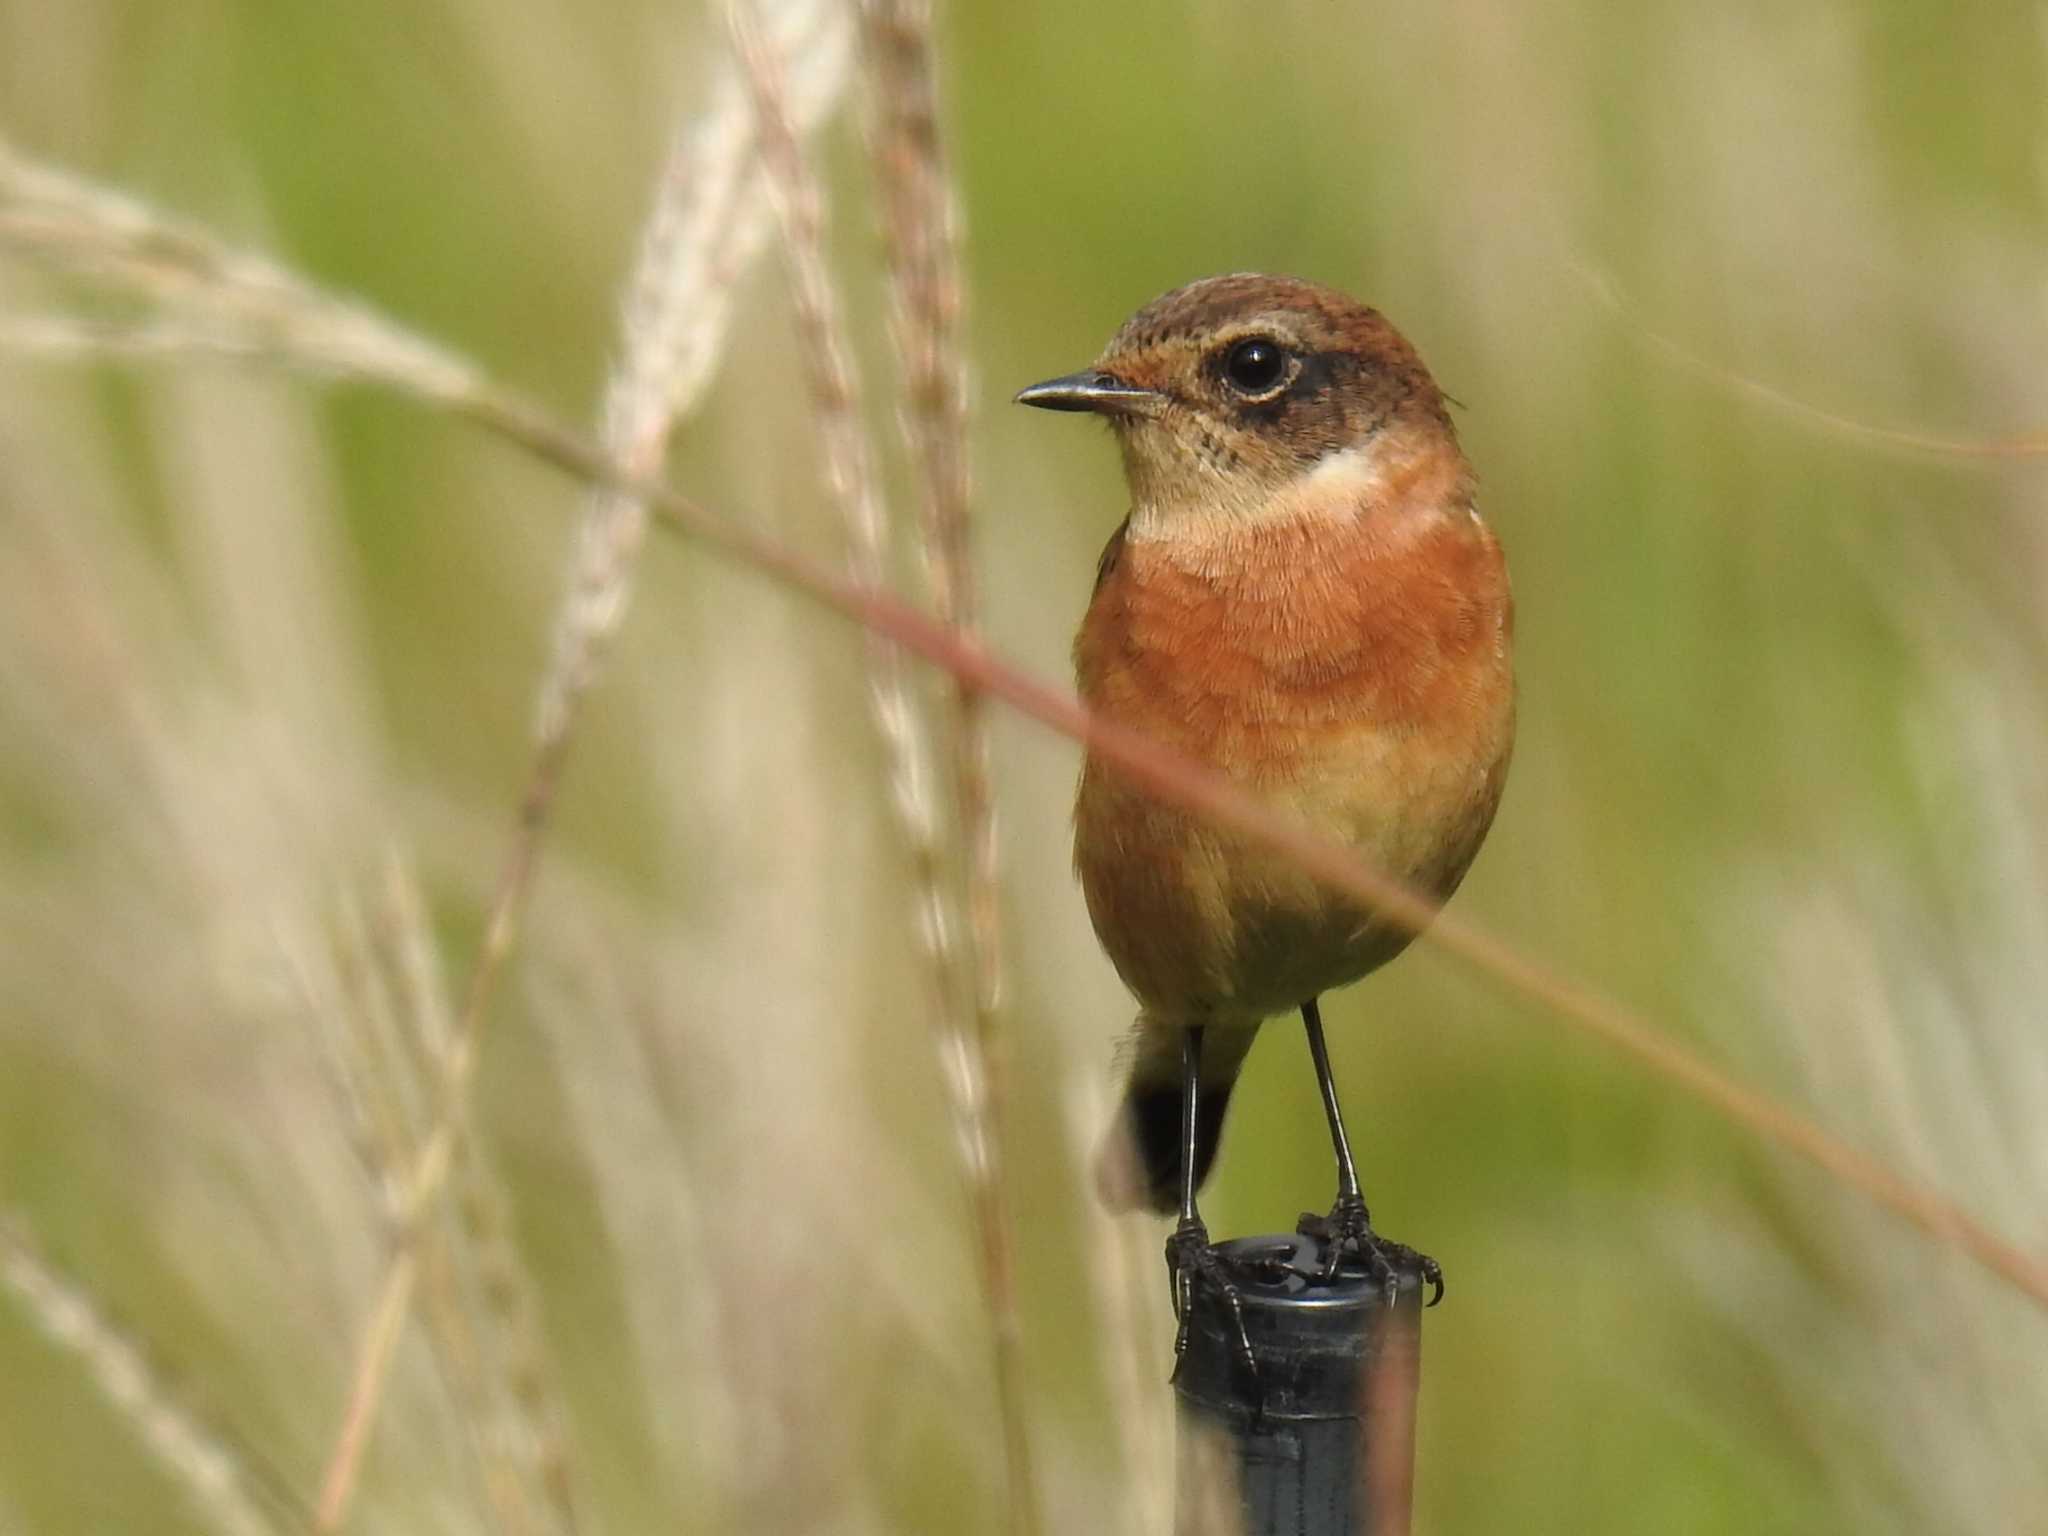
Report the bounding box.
[1,1,2045,1533]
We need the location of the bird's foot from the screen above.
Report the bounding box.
[1296,1194,1445,1306]
[1164,1217,1257,1384]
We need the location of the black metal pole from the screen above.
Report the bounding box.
[1173,1233,1423,1536]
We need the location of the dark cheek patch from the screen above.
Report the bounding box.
[1232,350,1344,421]
[1231,350,1351,455]
[1287,350,1345,404]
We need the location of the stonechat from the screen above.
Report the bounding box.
[1018,274,1515,1319]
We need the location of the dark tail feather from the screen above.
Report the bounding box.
[1094,1036,1249,1214]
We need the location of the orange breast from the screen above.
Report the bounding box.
[1070,487,1515,1019]
[1076,506,1512,781]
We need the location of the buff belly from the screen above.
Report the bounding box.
[1073,706,1510,1023]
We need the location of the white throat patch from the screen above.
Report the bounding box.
[1126,440,1389,545]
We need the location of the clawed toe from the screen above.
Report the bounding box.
[1164,1220,1258,1383]
[1296,1197,1445,1305]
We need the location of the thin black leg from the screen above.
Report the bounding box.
[1163,1026,1256,1379]
[1296,997,1445,1304]
[1178,1024,1204,1225]
[1165,1026,1208,1360]
[1302,998,1362,1207]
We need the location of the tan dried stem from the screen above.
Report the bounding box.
[0,1215,300,1536]
[856,5,1034,1524]
[732,6,1040,1528]
[307,901,540,1536]
[321,861,576,1536]
[729,1,956,986]
[857,0,1004,1034]
[0,137,484,410]
[442,387,2048,1319]
[0,139,590,1532]
[1064,1081,1172,1536]
[314,903,531,1536]
[379,858,580,1536]
[303,7,851,1526]
[536,0,849,742]
[1570,251,2048,459]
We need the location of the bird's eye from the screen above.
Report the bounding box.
[1221,337,1288,396]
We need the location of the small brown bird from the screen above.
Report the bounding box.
[1017,274,1514,1312]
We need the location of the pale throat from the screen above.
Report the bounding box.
[1122,437,1469,553]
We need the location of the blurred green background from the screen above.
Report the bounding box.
[1,1,2045,1532]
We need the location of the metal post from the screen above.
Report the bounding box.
[1172,1233,1424,1536]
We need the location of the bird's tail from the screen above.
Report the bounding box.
[1094,1021,1260,1214]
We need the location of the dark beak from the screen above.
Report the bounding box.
[1013,369,1162,416]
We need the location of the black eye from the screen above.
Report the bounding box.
[1222,337,1287,395]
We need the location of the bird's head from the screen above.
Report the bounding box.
[1017,273,1461,536]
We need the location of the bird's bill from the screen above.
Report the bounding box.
[1013,370,1164,416]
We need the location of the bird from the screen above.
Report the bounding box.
[1015,273,1515,1329]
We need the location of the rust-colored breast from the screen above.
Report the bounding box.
[1070,481,1515,1019]
[1076,506,1512,781]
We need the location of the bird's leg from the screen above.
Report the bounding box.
[1295,998,1445,1305]
[1163,1025,1257,1381]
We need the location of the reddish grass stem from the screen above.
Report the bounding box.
[452,383,2048,1319]
[858,3,1036,1529]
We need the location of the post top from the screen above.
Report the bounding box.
[1173,1231,1427,1423]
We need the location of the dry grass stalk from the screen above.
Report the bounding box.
[309,897,421,1225]
[4,137,2044,1331]
[0,1214,297,1536]
[471,404,2048,1316]
[307,6,852,1524]
[9,273,2043,1325]
[318,902,524,1536]
[1568,250,2048,459]
[731,4,1041,1526]
[1064,1081,1173,1536]
[856,0,1006,1072]
[1692,607,2048,1529]
[855,4,1037,1525]
[1175,1422,1246,1536]
[855,0,975,624]
[313,844,602,1534]
[536,0,850,742]
[524,946,742,1518]
[727,0,957,993]
[379,858,582,1536]
[310,865,578,1536]
[0,136,483,407]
